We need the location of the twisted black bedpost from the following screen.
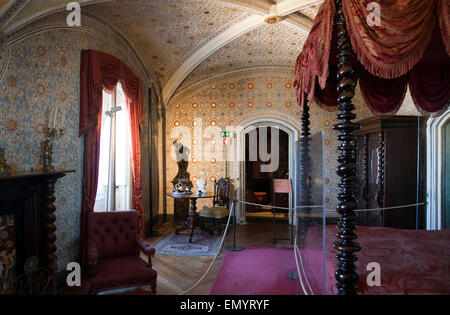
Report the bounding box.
[297,98,312,247]
[332,0,361,295]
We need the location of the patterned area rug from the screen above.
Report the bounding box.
[153,232,222,257]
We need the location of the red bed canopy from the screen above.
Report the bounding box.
[294,0,450,116]
[293,0,449,296]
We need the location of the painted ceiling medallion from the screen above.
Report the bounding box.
[8,75,16,87]
[264,2,283,24]
[265,16,283,24]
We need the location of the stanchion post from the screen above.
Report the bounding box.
[225,200,243,251]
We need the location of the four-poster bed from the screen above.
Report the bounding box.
[294,0,450,295]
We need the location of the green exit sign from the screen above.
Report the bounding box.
[220,131,233,138]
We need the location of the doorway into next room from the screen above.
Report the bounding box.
[244,127,290,221]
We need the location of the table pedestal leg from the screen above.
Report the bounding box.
[188,198,197,243]
[175,198,199,243]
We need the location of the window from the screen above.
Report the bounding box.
[94,83,132,212]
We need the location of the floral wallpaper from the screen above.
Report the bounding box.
[0,27,137,272]
[162,70,373,213]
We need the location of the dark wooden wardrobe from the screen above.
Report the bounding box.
[354,116,426,229]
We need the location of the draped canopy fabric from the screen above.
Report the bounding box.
[294,0,450,117]
[79,50,145,266]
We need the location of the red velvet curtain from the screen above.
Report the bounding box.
[343,0,439,79]
[294,0,450,117]
[79,50,145,267]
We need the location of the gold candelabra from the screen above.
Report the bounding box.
[0,147,12,176]
[40,126,63,173]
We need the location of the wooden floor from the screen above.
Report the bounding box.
[145,218,292,295]
[62,218,292,295]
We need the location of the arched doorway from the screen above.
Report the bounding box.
[233,118,299,225]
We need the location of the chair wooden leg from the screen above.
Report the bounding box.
[147,254,153,268]
[151,280,157,294]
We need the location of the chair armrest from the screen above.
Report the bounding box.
[135,235,156,267]
[87,239,98,276]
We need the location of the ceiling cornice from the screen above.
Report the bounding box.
[2,0,111,35]
[0,0,30,31]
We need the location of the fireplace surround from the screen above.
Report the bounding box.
[0,170,73,295]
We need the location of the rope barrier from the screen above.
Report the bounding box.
[294,235,313,296]
[353,202,425,213]
[178,202,234,295]
[234,199,425,214]
[177,199,426,295]
[235,199,322,211]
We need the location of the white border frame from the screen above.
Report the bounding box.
[426,109,450,230]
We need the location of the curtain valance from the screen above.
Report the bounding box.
[294,0,450,116]
[79,50,143,136]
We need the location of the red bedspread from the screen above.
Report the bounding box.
[300,226,450,295]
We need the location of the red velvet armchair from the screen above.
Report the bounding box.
[86,210,157,294]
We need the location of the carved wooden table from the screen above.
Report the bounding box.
[167,192,218,243]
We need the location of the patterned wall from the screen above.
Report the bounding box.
[162,70,374,213]
[0,27,140,272]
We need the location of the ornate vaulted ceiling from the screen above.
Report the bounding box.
[1,0,324,104]
[87,0,254,85]
[179,21,309,91]
[0,0,14,15]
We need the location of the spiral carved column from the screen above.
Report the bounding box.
[332,0,361,295]
[298,99,312,247]
[376,131,385,208]
[43,176,58,293]
[362,135,369,204]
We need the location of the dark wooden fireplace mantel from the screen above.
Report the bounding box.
[0,169,74,295]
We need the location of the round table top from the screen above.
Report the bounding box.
[167,191,218,199]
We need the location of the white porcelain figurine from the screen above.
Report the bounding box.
[196,172,207,194]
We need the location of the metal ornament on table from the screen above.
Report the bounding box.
[172,180,193,195]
